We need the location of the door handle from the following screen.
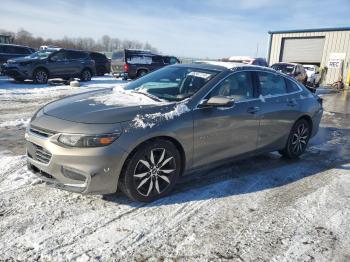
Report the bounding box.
[247,106,260,114]
[287,99,298,107]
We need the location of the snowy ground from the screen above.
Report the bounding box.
[0,76,349,261]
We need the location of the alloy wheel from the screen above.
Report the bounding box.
[133,148,176,197]
[291,123,309,154]
[82,70,91,81]
[35,71,48,84]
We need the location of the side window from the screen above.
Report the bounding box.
[209,71,254,101]
[285,78,301,93]
[170,57,179,64]
[67,51,87,60]
[50,51,67,61]
[257,72,287,96]
[16,47,30,54]
[152,56,163,64]
[2,45,17,54]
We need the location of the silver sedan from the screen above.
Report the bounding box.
[26,62,323,202]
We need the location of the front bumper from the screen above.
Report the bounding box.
[2,64,30,79]
[25,126,128,194]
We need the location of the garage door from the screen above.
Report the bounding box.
[281,37,325,63]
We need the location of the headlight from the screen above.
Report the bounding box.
[58,133,121,147]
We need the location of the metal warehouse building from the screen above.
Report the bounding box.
[267,27,350,86]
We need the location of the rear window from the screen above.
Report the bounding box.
[90,52,107,61]
[272,64,295,74]
[1,45,30,54]
[112,51,124,60]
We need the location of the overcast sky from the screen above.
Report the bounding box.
[2,0,350,58]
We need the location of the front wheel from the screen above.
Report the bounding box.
[33,69,49,84]
[119,139,181,202]
[279,119,311,159]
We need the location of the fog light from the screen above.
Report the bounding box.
[62,167,86,181]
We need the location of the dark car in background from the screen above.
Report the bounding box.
[89,52,110,76]
[0,44,35,71]
[271,62,308,85]
[2,48,95,83]
[111,49,180,80]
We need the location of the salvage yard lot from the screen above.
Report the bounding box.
[0,75,349,261]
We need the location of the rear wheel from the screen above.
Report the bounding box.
[279,119,311,159]
[33,69,48,84]
[80,69,92,82]
[137,69,148,78]
[119,139,181,202]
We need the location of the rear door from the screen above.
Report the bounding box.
[47,50,70,77]
[254,71,301,151]
[66,51,87,76]
[193,70,260,168]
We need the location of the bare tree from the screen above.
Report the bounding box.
[1,28,159,53]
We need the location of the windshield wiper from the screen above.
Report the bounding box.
[132,90,164,102]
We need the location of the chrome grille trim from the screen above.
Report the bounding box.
[29,126,56,138]
[28,142,52,164]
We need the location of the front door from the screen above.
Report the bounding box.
[193,71,260,168]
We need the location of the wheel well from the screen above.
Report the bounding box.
[33,67,49,77]
[120,136,186,180]
[82,67,92,74]
[137,68,148,75]
[297,115,313,134]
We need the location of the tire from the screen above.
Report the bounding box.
[80,69,92,82]
[119,139,182,202]
[279,119,311,159]
[137,70,148,78]
[33,69,49,84]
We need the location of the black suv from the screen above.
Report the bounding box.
[89,52,111,76]
[0,44,35,69]
[111,49,180,80]
[2,48,96,83]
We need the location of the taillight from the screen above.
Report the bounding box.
[123,63,129,72]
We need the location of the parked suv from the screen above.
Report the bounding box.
[89,52,111,76]
[111,49,180,80]
[0,44,35,68]
[2,48,95,83]
[271,62,307,84]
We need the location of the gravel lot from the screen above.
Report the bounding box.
[0,76,349,261]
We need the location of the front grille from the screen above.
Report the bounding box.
[27,142,52,164]
[28,163,54,179]
[30,126,56,138]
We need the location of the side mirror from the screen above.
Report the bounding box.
[199,96,234,108]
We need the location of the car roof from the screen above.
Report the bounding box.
[0,43,32,49]
[185,60,276,73]
[272,62,299,66]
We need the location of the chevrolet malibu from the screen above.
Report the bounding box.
[26,62,323,202]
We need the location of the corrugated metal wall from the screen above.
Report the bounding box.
[269,30,350,85]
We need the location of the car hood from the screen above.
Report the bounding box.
[43,87,172,124]
[7,56,42,64]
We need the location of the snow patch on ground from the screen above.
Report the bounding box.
[0,118,30,128]
[133,103,190,128]
[0,153,39,192]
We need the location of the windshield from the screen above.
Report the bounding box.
[124,66,219,101]
[26,50,54,59]
[272,64,294,74]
